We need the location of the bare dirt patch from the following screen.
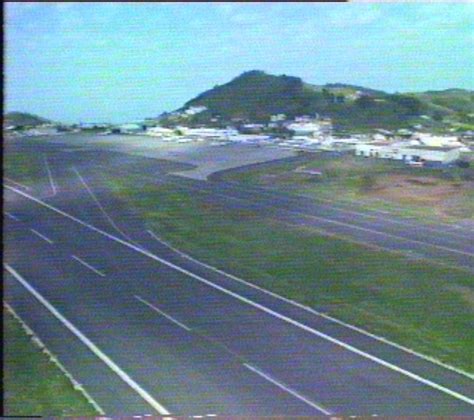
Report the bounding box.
[365,175,467,205]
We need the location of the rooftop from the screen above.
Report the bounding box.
[405,145,460,152]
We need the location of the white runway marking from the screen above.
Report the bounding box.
[4,176,32,191]
[244,363,332,415]
[71,255,106,277]
[6,184,474,406]
[147,228,474,379]
[72,166,137,244]
[135,295,191,331]
[4,264,170,415]
[44,155,58,196]
[4,211,20,221]
[30,228,54,244]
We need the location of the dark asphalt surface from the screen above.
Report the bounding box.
[33,135,474,271]
[3,137,474,416]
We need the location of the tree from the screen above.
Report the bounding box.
[432,111,444,122]
[356,95,375,109]
[391,94,422,115]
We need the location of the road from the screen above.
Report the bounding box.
[3,137,474,416]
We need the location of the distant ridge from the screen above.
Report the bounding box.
[5,112,52,127]
[172,70,474,130]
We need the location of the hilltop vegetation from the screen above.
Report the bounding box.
[175,70,473,131]
[5,112,52,127]
[412,89,474,114]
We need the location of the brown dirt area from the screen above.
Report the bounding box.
[364,175,474,219]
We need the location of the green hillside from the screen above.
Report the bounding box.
[175,71,473,131]
[411,89,474,129]
[5,112,51,127]
[412,89,474,114]
[181,70,309,122]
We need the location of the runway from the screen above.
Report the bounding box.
[4,137,474,416]
[25,136,474,272]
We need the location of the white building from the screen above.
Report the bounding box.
[183,106,207,115]
[119,123,143,133]
[320,137,360,151]
[229,134,271,143]
[355,143,461,164]
[24,127,60,137]
[146,126,175,137]
[287,122,323,137]
[414,133,464,148]
[270,114,286,122]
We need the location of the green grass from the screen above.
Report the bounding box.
[3,308,98,416]
[4,145,45,185]
[105,175,474,373]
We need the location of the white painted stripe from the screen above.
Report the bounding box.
[72,166,137,245]
[44,155,57,196]
[71,255,106,277]
[292,211,474,258]
[4,211,20,221]
[147,229,474,380]
[4,302,106,415]
[5,185,474,406]
[135,295,191,331]
[4,264,170,415]
[30,228,54,244]
[4,176,32,191]
[244,363,332,415]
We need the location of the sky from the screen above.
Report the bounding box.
[5,2,474,124]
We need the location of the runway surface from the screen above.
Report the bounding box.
[4,137,474,416]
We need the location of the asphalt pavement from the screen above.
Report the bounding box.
[3,137,474,416]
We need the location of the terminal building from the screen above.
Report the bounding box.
[355,142,462,164]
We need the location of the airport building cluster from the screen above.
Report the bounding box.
[5,108,473,166]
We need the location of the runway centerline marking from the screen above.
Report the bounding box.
[4,264,170,415]
[71,255,106,277]
[72,166,137,244]
[135,295,191,331]
[30,228,54,244]
[6,184,474,406]
[4,211,20,221]
[44,155,58,196]
[244,363,332,415]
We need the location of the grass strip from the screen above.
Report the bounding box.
[3,307,99,416]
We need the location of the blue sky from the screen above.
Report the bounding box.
[5,2,474,123]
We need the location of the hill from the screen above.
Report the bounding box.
[411,89,474,114]
[181,70,309,122]
[4,112,52,127]
[174,71,473,131]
